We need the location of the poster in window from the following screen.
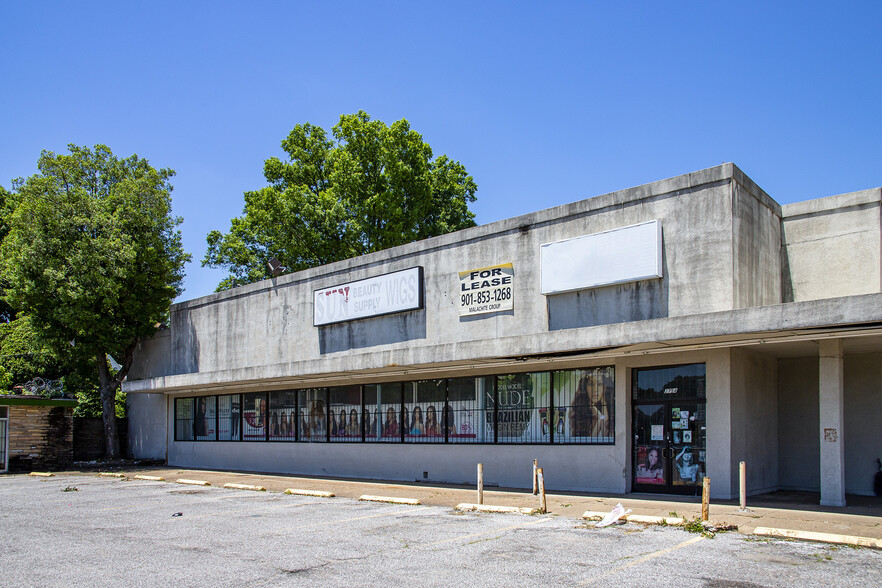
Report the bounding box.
[635,446,665,485]
[674,445,702,485]
[269,391,297,440]
[555,367,614,442]
[243,394,267,440]
[193,397,215,440]
[217,395,240,441]
[494,373,539,441]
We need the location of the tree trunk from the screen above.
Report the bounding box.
[97,355,121,459]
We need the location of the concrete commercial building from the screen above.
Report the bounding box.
[124,164,882,505]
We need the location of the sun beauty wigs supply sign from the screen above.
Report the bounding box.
[458,263,514,316]
[540,220,662,295]
[314,267,423,326]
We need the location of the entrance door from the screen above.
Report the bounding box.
[632,364,706,495]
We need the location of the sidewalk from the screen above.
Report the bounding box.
[59,464,882,543]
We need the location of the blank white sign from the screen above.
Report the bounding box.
[540,220,662,295]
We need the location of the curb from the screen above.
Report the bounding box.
[456,503,540,515]
[627,514,686,525]
[754,526,882,549]
[359,494,421,505]
[583,511,685,525]
[223,483,266,492]
[99,472,127,479]
[176,478,211,486]
[29,472,54,477]
[133,475,165,482]
[285,488,335,498]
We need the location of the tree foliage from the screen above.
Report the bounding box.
[0,315,64,386]
[203,111,477,290]
[0,186,16,323]
[1,144,190,456]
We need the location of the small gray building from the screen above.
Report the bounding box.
[124,163,882,505]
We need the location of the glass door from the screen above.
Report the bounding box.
[632,364,707,495]
[669,402,706,492]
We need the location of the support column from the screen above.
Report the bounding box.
[819,339,845,507]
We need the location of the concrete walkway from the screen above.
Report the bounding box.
[55,465,882,544]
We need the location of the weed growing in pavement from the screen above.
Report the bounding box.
[63,486,78,492]
[668,511,679,518]
[683,517,715,538]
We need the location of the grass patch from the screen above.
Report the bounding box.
[683,517,715,539]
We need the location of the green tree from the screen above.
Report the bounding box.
[203,111,477,290]
[0,315,107,413]
[1,144,190,457]
[0,315,63,387]
[0,186,16,323]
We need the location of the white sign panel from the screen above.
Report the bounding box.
[314,267,423,326]
[458,263,514,316]
[540,220,662,295]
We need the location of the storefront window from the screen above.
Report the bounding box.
[172,366,616,446]
[175,398,194,441]
[447,376,491,443]
[633,363,705,401]
[192,396,217,441]
[329,385,361,442]
[269,391,297,441]
[494,372,550,444]
[299,388,327,442]
[365,383,402,442]
[553,367,614,444]
[217,394,241,441]
[403,380,445,443]
[242,392,268,441]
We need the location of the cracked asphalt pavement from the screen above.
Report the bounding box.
[2,474,881,587]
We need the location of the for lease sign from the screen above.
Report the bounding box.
[458,263,514,316]
[314,267,423,326]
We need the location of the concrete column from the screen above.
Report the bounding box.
[819,339,846,507]
[614,360,629,494]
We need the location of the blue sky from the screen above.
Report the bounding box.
[2,2,880,301]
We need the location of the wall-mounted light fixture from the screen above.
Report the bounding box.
[266,257,286,277]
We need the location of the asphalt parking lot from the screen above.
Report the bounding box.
[2,474,881,587]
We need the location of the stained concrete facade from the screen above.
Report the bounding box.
[125,164,882,502]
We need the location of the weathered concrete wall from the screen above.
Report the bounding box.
[731,173,782,309]
[778,357,820,492]
[782,188,881,303]
[131,164,787,384]
[843,353,882,496]
[778,352,881,496]
[128,393,167,460]
[128,329,171,381]
[729,348,779,496]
